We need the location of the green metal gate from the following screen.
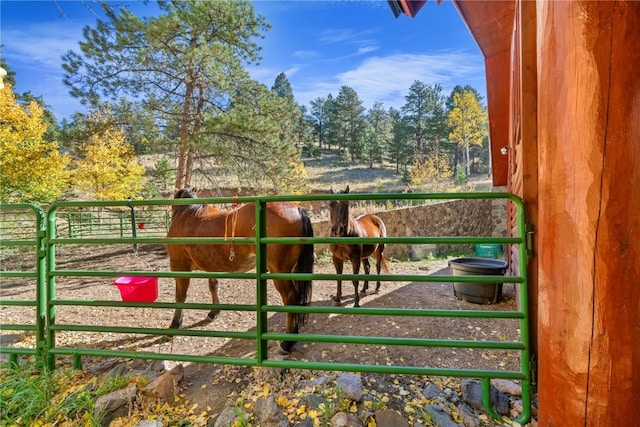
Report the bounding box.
[0,203,47,366]
[1,193,531,424]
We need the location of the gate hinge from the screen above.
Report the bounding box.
[529,354,538,394]
[526,224,535,258]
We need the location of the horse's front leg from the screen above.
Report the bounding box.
[170,277,190,329]
[350,257,362,307]
[360,257,371,296]
[205,278,220,322]
[273,279,300,355]
[332,256,344,306]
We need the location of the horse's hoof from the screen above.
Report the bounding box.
[167,322,181,337]
[278,341,295,355]
[332,300,341,307]
[359,291,367,297]
[205,310,220,323]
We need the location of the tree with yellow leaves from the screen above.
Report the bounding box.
[447,90,487,177]
[409,153,453,188]
[0,84,71,203]
[73,124,146,200]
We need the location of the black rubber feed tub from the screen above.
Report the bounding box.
[448,257,508,304]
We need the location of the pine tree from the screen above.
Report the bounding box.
[63,1,307,193]
[364,101,391,168]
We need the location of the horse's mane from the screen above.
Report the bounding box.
[173,188,204,213]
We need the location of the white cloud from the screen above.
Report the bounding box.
[356,45,379,55]
[3,22,83,70]
[317,28,377,45]
[282,66,300,78]
[249,65,301,87]
[293,50,320,60]
[292,51,486,110]
[3,22,86,119]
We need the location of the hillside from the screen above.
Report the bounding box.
[302,150,411,193]
[140,148,495,196]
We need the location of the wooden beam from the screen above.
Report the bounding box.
[453,0,515,58]
[453,0,515,183]
[517,0,538,358]
[484,51,510,186]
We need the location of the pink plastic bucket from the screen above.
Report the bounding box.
[114,276,158,302]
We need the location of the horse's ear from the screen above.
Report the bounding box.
[344,185,350,194]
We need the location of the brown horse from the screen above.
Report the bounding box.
[166,188,314,353]
[328,185,389,307]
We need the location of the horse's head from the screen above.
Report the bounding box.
[330,185,349,195]
[174,187,199,199]
[171,187,201,215]
[329,185,351,237]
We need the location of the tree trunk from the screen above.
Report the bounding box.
[175,81,195,189]
[464,139,471,176]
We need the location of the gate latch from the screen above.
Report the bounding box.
[526,224,535,258]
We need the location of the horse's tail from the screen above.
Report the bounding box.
[378,216,390,273]
[381,255,390,273]
[296,207,314,325]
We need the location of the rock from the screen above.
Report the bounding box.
[161,360,182,372]
[105,362,129,379]
[214,406,242,427]
[86,358,121,376]
[254,395,289,427]
[460,379,510,415]
[302,393,327,410]
[142,359,171,376]
[93,384,137,427]
[423,382,446,400]
[337,373,363,402]
[295,418,315,427]
[133,421,163,427]
[511,399,524,418]
[374,409,409,427]
[423,404,463,427]
[0,333,22,345]
[140,364,184,403]
[456,402,482,427]
[360,408,375,425]
[331,411,363,427]
[491,379,522,397]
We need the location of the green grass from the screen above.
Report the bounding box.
[0,363,57,425]
[0,361,135,426]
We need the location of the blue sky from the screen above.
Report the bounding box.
[1,0,486,122]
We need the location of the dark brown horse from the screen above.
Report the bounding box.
[328,185,388,307]
[166,188,314,353]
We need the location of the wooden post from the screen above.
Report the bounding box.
[536,1,640,424]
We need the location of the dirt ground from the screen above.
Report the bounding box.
[1,241,524,420]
